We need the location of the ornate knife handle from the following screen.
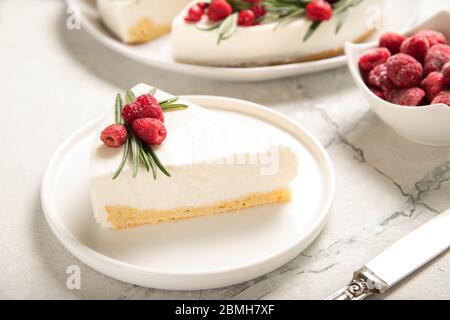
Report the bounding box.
[325,267,389,300]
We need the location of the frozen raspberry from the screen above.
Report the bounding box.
[431,91,450,106]
[132,118,167,145]
[400,35,430,62]
[442,62,450,84]
[415,30,447,47]
[368,63,395,91]
[306,0,333,21]
[207,0,232,21]
[100,124,127,148]
[370,87,385,100]
[386,53,423,88]
[379,32,406,54]
[251,4,266,18]
[185,4,204,22]
[358,48,391,73]
[424,44,450,74]
[385,87,425,106]
[238,10,256,26]
[421,71,447,101]
[122,95,164,124]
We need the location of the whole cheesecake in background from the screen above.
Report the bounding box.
[97,0,191,43]
[171,0,385,67]
[90,84,299,229]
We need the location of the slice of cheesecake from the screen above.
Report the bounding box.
[171,0,384,67]
[90,84,299,229]
[97,0,191,43]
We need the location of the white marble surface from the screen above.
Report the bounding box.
[0,0,449,300]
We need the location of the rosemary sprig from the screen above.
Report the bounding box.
[303,20,321,42]
[217,13,238,45]
[111,88,188,180]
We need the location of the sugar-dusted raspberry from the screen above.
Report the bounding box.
[424,44,450,74]
[238,10,256,26]
[251,4,266,18]
[385,87,425,106]
[100,124,127,148]
[185,4,204,22]
[306,0,333,21]
[368,63,395,91]
[379,32,406,54]
[207,0,232,21]
[369,87,385,100]
[122,94,164,124]
[386,53,423,88]
[415,30,447,47]
[431,91,450,106]
[442,62,450,84]
[400,35,430,62]
[132,118,167,145]
[358,48,391,73]
[421,71,447,101]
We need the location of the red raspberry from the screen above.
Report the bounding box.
[400,35,430,63]
[415,30,447,47]
[132,118,167,145]
[370,87,385,100]
[238,10,256,26]
[100,124,127,148]
[385,87,425,106]
[185,4,204,22]
[251,4,266,18]
[431,91,450,106]
[368,63,395,91]
[424,44,450,74]
[379,32,406,54]
[358,48,391,73]
[306,0,333,21]
[386,53,423,88]
[442,62,450,85]
[122,94,164,124]
[207,0,232,21]
[421,71,447,101]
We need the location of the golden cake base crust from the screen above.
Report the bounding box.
[177,28,375,67]
[127,18,170,44]
[105,188,291,229]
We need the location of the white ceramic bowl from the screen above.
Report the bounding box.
[345,10,450,147]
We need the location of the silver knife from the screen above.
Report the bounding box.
[326,209,450,300]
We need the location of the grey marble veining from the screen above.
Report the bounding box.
[0,0,449,300]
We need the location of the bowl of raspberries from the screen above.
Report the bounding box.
[345,10,450,147]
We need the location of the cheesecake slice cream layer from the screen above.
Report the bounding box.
[171,0,384,66]
[90,84,299,229]
[97,0,191,43]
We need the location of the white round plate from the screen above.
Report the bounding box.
[73,0,421,82]
[41,96,335,290]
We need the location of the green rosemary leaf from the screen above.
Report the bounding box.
[126,90,136,104]
[303,21,321,42]
[139,147,150,172]
[217,13,238,45]
[335,9,349,34]
[147,146,171,177]
[130,134,140,178]
[148,87,157,96]
[159,96,179,106]
[161,104,189,112]
[114,93,124,124]
[112,138,130,180]
[144,148,157,179]
[275,8,304,30]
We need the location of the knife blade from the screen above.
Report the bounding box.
[326,209,450,300]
